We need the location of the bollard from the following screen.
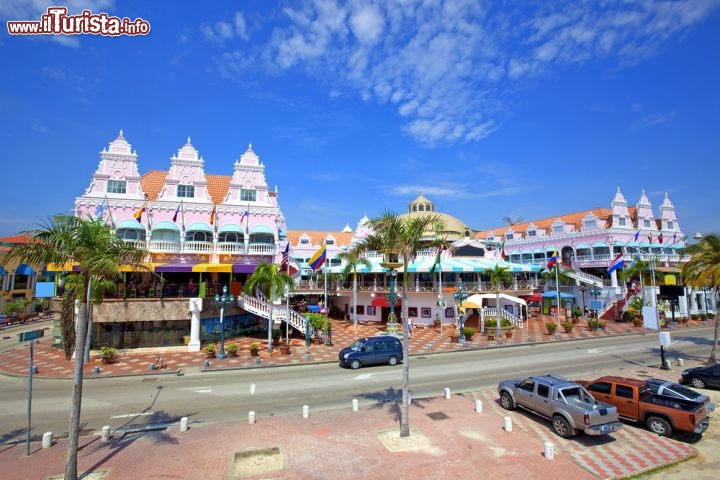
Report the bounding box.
[444,387,451,399]
[203,359,210,368]
[352,399,359,412]
[93,366,100,374]
[475,400,483,414]
[42,432,53,449]
[544,441,554,460]
[302,405,310,419]
[180,417,188,432]
[31,365,38,374]
[255,356,261,364]
[503,416,512,432]
[248,411,256,425]
[677,357,684,367]
[408,391,412,404]
[101,425,111,442]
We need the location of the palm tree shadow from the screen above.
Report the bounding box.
[358,387,433,424]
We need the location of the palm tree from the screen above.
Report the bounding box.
[682,233,720,363]
[487,264,512,340]
[244,262,295,353]
[4,214,148,480]
[621,256,653,303]
[354,210,440,437]
[337,248,371,340]
[502,215,524,226]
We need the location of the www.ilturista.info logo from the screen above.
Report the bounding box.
[7,6,150,36]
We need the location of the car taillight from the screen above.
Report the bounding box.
[690,414,695,425]
[584,413,590,426]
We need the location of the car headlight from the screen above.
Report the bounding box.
[343,353,349,359]
[682,370,691,376]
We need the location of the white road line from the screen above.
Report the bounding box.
[163,378,218,385]
[179,386,213,393]
[353,371,398,380]
[110,412,154,419]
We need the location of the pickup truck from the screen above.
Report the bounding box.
[580,376,710,437]
[497,374,623,438]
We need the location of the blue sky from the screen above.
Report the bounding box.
[1,0,719,238]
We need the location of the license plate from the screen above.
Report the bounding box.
[601,425,609,432]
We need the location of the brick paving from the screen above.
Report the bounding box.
[0,315,714,480]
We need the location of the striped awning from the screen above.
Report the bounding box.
[327,257,540,274]
[192,263,232,273]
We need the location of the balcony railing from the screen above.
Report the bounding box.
[124,239,277,256]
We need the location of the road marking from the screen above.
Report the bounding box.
[353,371,398,380]
[163,378,218,385]
[110,412,154,419]
[179,386,213,394]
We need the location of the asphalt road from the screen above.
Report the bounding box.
[0,327,714,445]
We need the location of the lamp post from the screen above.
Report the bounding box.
[213,285,235,359]
[380,251,402,334]
[578,283,587,310]
[285,284,290,344]
[589,285,601,322]
[454,285,468,345]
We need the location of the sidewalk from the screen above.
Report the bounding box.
[0,315,711,379]
[0,317,714,480]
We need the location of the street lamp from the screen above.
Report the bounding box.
[454,285,468,345]
[589,286,602,322]
[578,284,587,310]
[380,251,402,334]
[213,284,235,359]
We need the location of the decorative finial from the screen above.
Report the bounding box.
[186,136,192,144]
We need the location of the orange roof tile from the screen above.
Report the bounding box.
[141,172,231,205]
[139,171,168,201]
[287,230,355,247]
[206,174,232,205]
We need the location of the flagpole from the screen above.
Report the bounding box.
[324,255,331,345]
[555,263,561,327]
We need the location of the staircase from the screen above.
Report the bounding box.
[599,293,626,320]
[238,293,309,335]
[481,307,525,329]
[560,266,603,287]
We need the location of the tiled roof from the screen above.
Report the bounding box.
[140,172,231,205]
[287,230,355,248]
[475,206,639,238]
[0,234,32,244]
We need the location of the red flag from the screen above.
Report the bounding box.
[658,233,664,244]
[209,205,216,225]
[648,233,653,244]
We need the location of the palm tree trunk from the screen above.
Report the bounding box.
[267,302,274,353]
[709,291,719,363]
[496,289,501,340]
[400,266,410,437]
[352,271,358,340]
[65,299,89,480]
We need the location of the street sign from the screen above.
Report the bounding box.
[17,329,45,342]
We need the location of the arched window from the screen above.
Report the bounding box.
[419,204,425,212]
[186,231,211,242]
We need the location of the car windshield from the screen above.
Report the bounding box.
[666,384,703,400]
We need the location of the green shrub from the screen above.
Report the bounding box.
[203,344,215,354]
[307,313,329,331]
[546,322,558,333]
[226,343,238,354]
[462,327,475,337]
[100,346,116,359]
[483,318,513,329]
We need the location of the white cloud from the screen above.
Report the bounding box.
[201,11,251,43]
[209,0,719,144]
[630,111,676,130]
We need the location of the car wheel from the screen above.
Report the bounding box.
[647,416,672,436]
[388,356,398,366]
[350,359,361,370]
[552,415,576,439]
[690,377,707,389]
[499,392,515,410]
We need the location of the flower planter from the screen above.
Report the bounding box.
[504,329,513,339]
[249,349,259,357]
[450,335,460,343]
[279,344,291,355]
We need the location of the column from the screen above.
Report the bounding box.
[187,297,202,352]
[610,269,618,288]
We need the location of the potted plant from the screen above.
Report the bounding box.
[598,320,607,331]
[504,328,514,340]
[203,343,216,358]
[462,326,475,341]
[249,343,260,357]
[561,321,574,334]
[100,346,116,364]
[307,313,329,344]
[587,318,599,331]
[226,343,238,357]
[572,306,582,323]
[272,328,282,346]
[545,322,558,335]
[279,340,292,355]
[433,314,441,330]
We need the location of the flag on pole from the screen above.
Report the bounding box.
[634,230,640,242]
[658,232,664,244]
[308,244,327,272]
[133,206,146,223]
[648,232,653,244]
[209,205,216,225]
[670,233,677,245]
[500,240,507,260]
[547,249,558,270]
[628,254,638,270]
[239,210,249,223]
[430,245,445,274]
[607,253,624,274]
[172,204,181,223]
[279,242,290,272]
[94,200,107,219]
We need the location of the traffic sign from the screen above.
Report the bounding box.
[17,329,44,342]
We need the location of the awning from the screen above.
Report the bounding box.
[219,224,243,234]
[307,304,327,313]
[15,264,35,275]
[0,266,6,275]
[371,297,402,308]
[250,225,274,234]
[155,263,195,273]
[116,219,146,230]
[232,263,258,274]
[542,291,575,299]
[186,222,213,233]
[574,243,590,249]
[464,293,527,307]
[193,263,232,273]
[152,221,180,231]
[520,292,543,302]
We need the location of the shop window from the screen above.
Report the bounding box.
[421,308,431,318]
[408,307,418,317]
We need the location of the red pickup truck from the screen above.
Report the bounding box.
[579,376,710,437]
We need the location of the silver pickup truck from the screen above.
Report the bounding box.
[498,374,624,438]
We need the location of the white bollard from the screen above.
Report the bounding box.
[302,405,310,419]
[352,399,359,412]
[101,425,111,442]
[677,357,684,367]
[503,416,512,432]
[248,411,256,425]
[544,441,554,460]
[408,391,413,404]
[180,417,188,432]
[444,387,451,399]
[475,400,483,414]
[42,432,53,449]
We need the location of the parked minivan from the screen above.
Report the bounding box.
[338,336,403,369]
